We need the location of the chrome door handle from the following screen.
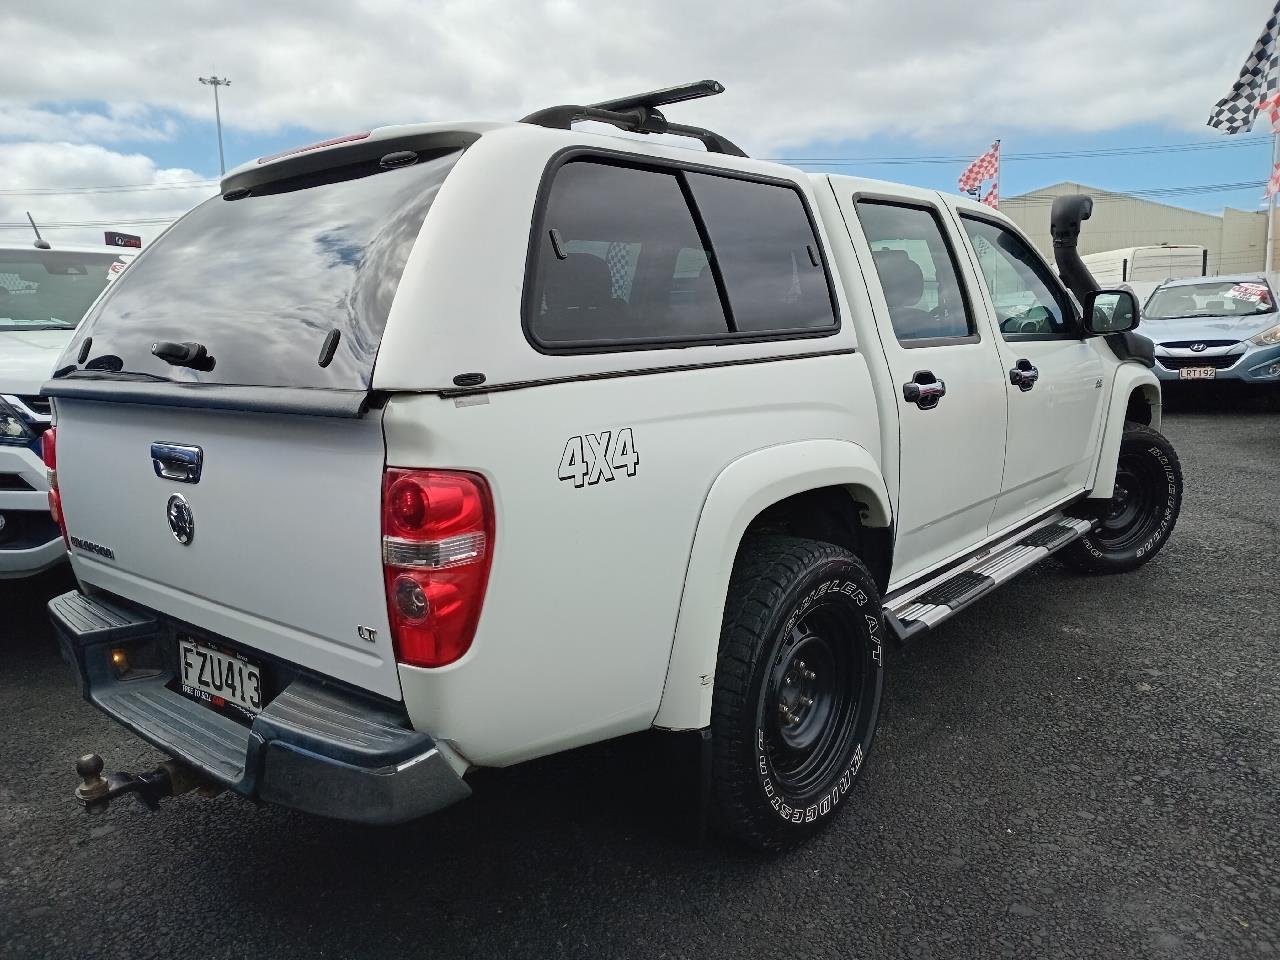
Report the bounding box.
[902,371,946,410]
[1009,359,1039,392]
[151,442,203,483]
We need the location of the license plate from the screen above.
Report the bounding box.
[179,638,264,716]
[1178,366,1216,380]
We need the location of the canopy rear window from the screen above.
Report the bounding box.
[59,147,464,390]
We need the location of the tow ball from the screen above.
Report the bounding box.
[73,753,214,814]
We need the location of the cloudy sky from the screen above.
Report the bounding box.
[1,0,1276,247]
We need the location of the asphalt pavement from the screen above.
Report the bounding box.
[2,391,1277,960]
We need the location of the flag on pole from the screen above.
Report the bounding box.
[1207,0,1280,134]
[1265,162,1280,198]
[981,183,999,209]
[958,141,1000,194]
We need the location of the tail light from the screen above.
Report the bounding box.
[381,469,494,668]
[42,428,69,548]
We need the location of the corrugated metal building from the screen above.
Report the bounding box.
[1001,181,1267,276]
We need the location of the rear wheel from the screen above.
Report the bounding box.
[710,536,883,851]
[1060,422,1183,575]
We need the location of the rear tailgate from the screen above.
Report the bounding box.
[45,136,472,701]
[56,399,401,698]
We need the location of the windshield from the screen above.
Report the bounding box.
[1145,280,1274,320]
[61,147,464,391]
[0,250,120,331]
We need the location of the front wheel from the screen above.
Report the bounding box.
[1059,422,1183,575]
[710,536,884,851]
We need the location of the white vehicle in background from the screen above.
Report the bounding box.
[1081,244,1208,306]
[0,237,133,578]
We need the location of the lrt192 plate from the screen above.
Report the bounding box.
[1178,366,1216,380]
[178,638,263,717]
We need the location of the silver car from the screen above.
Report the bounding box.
[1143,274,1280,384]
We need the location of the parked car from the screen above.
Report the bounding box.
[0,240,132,579]
[1144,274,1280,383]
[47,82,1182,851]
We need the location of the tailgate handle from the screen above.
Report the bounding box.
[151,443,203,483]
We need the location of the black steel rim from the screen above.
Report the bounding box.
[762,602,865,798]
[1096,452,1164,550]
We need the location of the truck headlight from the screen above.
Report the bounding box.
[1250,323,1280,346]
[0,398,35,446]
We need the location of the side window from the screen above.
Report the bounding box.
[960,215,1076,340]
[684,173,837,332]
[529,161,728,346]
[854,200,975,344]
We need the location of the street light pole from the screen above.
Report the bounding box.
[197,75,232,175]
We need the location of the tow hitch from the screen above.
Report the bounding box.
[73,753,219,814]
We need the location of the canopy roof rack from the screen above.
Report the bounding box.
[520,80,747,157]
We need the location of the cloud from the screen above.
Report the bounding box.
[0,0,1270,154]
[0,142,214,247]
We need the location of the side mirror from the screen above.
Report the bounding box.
[1082,288,1139,335]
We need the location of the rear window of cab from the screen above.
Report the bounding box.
[524,156,839,352]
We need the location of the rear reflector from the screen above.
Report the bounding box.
[381,469,494,668]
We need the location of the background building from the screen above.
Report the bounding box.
[1001,182,1268,277]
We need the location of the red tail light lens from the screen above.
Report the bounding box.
[381,469,494,668]
[42,428,69,548]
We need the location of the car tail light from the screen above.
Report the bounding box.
[381,469,494,668]
[42,428,69,548]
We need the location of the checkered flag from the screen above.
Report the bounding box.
[605,241,632,299]
[981,183,998,209]
[1207,0,1280,134]
[1265,162,1280,197]
[958,142,1000,194]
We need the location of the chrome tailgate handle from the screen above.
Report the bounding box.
[151,443,203,483]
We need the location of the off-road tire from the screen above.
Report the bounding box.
[710,536,884,852]
[1059,422,1182,575]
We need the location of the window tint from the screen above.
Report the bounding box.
[960,215,1076,339]
[63,148,464,390]
[684,173,836,332]
[855,201,974,343]
[530,161,728,345]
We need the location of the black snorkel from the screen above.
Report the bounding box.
[1051,195,1155,367]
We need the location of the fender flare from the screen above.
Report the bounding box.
[651,439,891,731]
[1088,363,1162,499]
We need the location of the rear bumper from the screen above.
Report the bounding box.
[51,590,470,824]
[0,443,63,579]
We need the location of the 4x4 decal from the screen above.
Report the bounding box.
[558,428,639,487]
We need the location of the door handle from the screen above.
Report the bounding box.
[151,442,203,483]
[1009,359,1039,392]
[902,370,946,410]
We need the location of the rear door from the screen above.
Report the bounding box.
[953,210,1106,532]
[843,193,1008,583]
[48,143,467,700]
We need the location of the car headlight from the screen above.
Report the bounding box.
[1250,323,1280,346]
[0,397,35,446]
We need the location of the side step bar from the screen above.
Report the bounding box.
[882,514,1096,643]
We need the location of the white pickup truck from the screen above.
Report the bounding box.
[48,82,1181,851]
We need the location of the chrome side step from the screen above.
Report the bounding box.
[882,514,1096,643]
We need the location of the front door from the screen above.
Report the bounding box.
[954,211,1107,534]
[848,196,1009,584]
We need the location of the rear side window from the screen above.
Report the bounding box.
[529,161,728,345]
[526,158,837,350]
[59,147,464,390]
[684,173,836,332]
[855,200,975,344]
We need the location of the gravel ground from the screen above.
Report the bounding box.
[2,394,1277,960]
